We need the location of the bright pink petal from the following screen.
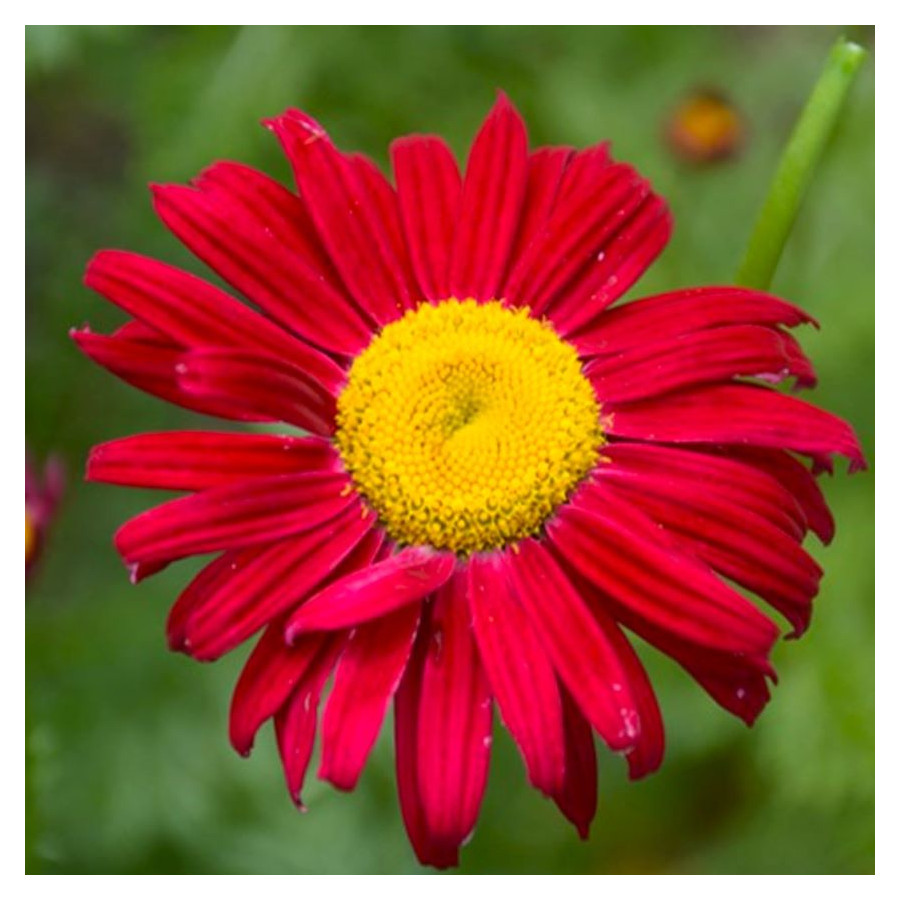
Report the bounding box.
[467,553,565,795]
[449,92,528,302]
[267,109,418,324]
[178,501,374,660]
[547,487,779,655]
[547,196,673,336]
[319,602,422,790]
[507,539,640,751]
[152,182,373,356]
[285,546,456,637]
[71,327,269,422]
[552,686,597,839]
[275,635,346,809]
[84,249,345,392]
[114,471,351,571]
[607,383,866,472]
[394,616,459,869]
[416,572,493,851]
[87,431,337,491]
[391,135,462,301]
[586,323,816,403]
[573,286,817,357]
[229,621,331,756]
[176,347,337,436]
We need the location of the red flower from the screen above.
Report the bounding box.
[74,94,864,868]
[26,449,65,577]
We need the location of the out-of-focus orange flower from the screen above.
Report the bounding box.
[665,90,745,164]
[26,450,65,576]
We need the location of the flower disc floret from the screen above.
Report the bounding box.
[335,300,603,554]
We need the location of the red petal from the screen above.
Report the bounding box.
[507,146,574,267]
[391,135,462,301]
[152,183,373,356]
[176,347,337,436]
[319,602,422,790]
[449,92,528,302]
[179,501,374,661]
[115,471,351,571]
[467,553,565,795]
[724,447,835,544]
[607,383,866,472]
[547,487,779,655]
[84,249,345,392]
[229,621,331,756]
[71,327,269,422]
[507,539,640,751]
[552,686,597,839]
[416,572,493,851]
[394,613,460,869]
[573,286,817,357]
[275,635,346,809]
[598,442,807,539]
[586,323,816,403]
[504,152,651,315]
[267,109,418,324]
[87,431,337,491]
[547,196,672,336]
[194,161,338,279]
[285,546,456,637]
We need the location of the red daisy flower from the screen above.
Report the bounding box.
[74,93,865,868]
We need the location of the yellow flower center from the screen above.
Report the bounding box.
[335,300,603,554]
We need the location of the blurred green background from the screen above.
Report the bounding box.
[25,25,874,874]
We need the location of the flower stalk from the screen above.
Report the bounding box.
[736,37,866,291]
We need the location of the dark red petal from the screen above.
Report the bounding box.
[724,447,835,544]
[416,572,493,852]
[285,546,456,637]
[71,327,269,422]
[449,92,528,302]
[547,488,779,655]
[504,155,651,315]
[394,613,460,869]
[552,686,598,839]
[267,109,417,324]
[176,348,337,436]
[586,324,816,403]
[547,196,673,336]
[180,501,373,661]
[598,443,807,540]
[115,471,351,571]
[275,635,346,809]
[319,602,422,791]
[152,183,373,356]
[506,146,574,268]
[607,383,866,472]
[229,621,331,756]
[507,539,639,751]
[467,553,565,795]
[573,286,817,357]
[87,431,337,491]
[391,135,462,301]
[84,249,345,392]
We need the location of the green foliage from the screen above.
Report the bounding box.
[26,25,874,874]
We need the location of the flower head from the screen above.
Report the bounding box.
[75,93,864,868]
[26,449,64,577]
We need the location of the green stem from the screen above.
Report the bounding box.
[735,37,866,291]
